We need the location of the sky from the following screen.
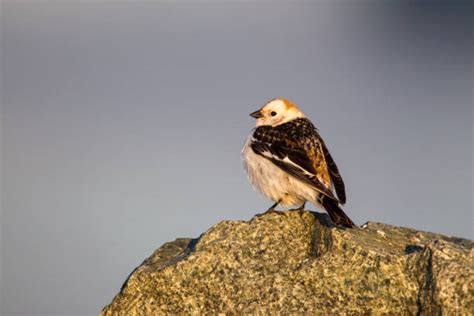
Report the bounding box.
[1,1,472,315]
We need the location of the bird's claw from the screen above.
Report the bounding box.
[255,209,282,218]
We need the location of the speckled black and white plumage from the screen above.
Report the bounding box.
[251,117,345,202]
[242,99,355,228]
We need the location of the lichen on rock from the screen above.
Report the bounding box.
[101,211,473,315]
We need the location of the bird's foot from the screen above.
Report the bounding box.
[255,201,282,218]
[255,209,282,218]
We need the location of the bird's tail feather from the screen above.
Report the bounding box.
[319,196,355,228]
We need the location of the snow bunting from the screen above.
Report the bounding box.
[242,98,355,228]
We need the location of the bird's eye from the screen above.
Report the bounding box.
[271,111,277,116]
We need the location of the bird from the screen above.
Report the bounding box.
[242,98,355,228]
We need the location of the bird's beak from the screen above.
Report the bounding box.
[249,110,263,119]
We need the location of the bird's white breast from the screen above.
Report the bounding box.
[241,135,316,207]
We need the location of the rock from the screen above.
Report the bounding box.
[101,211,473,315]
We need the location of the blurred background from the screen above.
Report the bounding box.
[1,0,472,315]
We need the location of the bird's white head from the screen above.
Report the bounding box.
[250,98,305,127]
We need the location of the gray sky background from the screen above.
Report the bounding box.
[1,1,472,315]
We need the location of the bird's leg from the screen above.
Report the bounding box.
[255,200,281,218]
[295,202,306,211]
[267,200,280,212]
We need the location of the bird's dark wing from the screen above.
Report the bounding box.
[251,119,338,202]
[319,139,346,204]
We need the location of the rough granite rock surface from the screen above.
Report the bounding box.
[102,211,473,315]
